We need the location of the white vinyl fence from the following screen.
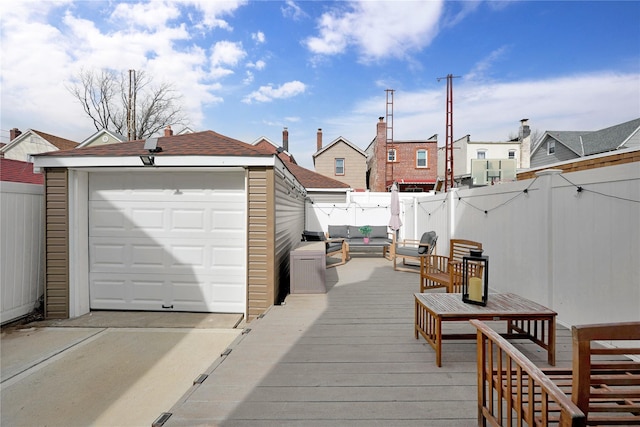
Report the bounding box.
[1,181,44,324]
[307,162,640,327]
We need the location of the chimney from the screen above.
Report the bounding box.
[519,119,530,140]
[282,127,289,152]
[519,119,531,169]
[316,128,323,151]
[10,128,22,141]
[164,125,173,137]
[377,117,386,144]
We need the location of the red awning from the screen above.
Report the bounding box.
[397,179,436,184]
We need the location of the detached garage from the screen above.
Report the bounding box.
[33,131,306,322]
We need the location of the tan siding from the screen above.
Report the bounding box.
[44,168,69,319]
[246,165,304,322]
[246,167,275,321]
[315,142,366,189]
[517,150,640,180]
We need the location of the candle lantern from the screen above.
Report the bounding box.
[462,249,489,306]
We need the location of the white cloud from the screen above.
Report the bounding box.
[210,40,246,67]
[465,46,510,82]
[244,70,254,84]
[281,0,307,21]
[252,31,266,44]
[305,1,443,62]
[242,81,307,104]
[247,60,266,70]
[185,0,247,30]
[111,2,182,30]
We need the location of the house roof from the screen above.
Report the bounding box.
[36,130,271,158]
[32,129,348,191]
[0,129,79,153]
[283,161,350,189]
[313,136,366,159]
[532,117,640,157]
[78,128,127,147]
[0,158,44,184]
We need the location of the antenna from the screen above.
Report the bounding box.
[437,74,460,191]
[385,89,395,189]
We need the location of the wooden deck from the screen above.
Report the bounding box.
[164,256,573,427]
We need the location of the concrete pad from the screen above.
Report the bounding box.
[1,327,102,383]
[32,311,243,329]
[1,327,241,427]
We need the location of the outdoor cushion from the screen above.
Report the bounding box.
[349,226,366,238]
[326,241,343,253]
[396,246,420,257]
[369,226,389,239]
[418,231,437,254]
[328,225,348,238]
[302,230,326,241]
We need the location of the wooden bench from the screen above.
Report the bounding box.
[472,319,640,426]
[420,239,482,293]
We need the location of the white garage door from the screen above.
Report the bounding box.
[89,171,246,313]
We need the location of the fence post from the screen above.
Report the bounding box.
[535,169,562,310]
[448,188,458,242]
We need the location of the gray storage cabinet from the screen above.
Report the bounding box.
[290,242,326,293]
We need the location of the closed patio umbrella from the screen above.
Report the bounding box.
[388,182,402,232]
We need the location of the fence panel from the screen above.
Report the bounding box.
[1,182,44,324]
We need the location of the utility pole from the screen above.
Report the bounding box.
[437,74,460,191]
[385,89,395,190]
[127,69,136,141]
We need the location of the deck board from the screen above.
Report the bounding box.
[165,257,573,426]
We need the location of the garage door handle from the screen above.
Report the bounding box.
[162,304,174,309]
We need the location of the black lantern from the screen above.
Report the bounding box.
[462,249,489,306]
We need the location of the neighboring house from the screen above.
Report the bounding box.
[0,128,78,162]
[313,129,367,190]
[367,117,438,192]
[32,130,308,322]
[437,119,532,188]
[530,117,640,169]
[77,128,127,148]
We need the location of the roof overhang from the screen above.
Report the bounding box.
[32,155,277,172]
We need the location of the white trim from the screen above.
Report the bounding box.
[33,155,277,169]
[68,170,90,318]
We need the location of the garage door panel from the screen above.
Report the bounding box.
[91,243,127,269]
[131,208,165,230]
[89,172,246,314]
[91,207,127,232]
[212,247,244,267]
[170,209,206,231]
[213,210,245,230]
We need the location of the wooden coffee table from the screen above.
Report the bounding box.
[414,293,556,367]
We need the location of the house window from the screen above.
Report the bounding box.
[508,150,516,160]
[387,149,397,162]
[416,149,427,168]
[477,150,486,159]
[548,140,555,154]
[335,158,345,175]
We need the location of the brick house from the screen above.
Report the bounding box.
[366,117,438,192]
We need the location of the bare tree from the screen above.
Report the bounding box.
[68,69,189,140]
